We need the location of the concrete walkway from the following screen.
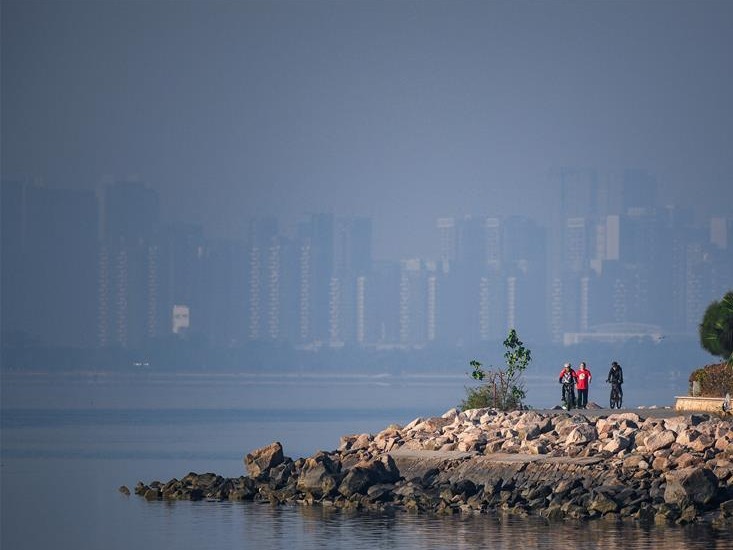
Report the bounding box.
[389,448,604,465]
[531,406,684,419]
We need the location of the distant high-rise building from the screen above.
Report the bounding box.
[563,217,589,274]
[501,217,548,344]
[604,215,620,262]
[437,217,457,264]
[433,216,483,346]
[1,182,98,348]
[202,238,248,347]
[331,217,374,346]
[548,168,624,342]
[484,218,502,271]
[239,223,299,347]
[98,181,162,348]
[619,208,662,325]
[355,275,367,346]
[160,223,206,334]
[335,217,372,277]
[371,261,401,347]
[295,214,335,346]
[710,217,729,250]
[399,258,428,346]
[98,237,161,348]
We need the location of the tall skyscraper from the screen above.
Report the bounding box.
[501,216,548,344]
[433,216,476,346]
[247,218,279,341]
[549,168,606,342]
[398,258,427,346]
[202,238,248,347]
[295,213,335,346]
[371,260,401,347]
[331,217,374,346]
[98,181,161,349]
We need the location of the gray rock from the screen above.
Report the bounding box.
[366,483,395,502]
[720,499,733,517]
[644,430,676,452]
[655,502,681,523]
[268,460,294,489]
[565,424,597,445]
[338,455,399,497]
[589,491,619,514]
[244,441,285,479]
[143,488,161,501]
[603,435,630,454]
[296,452,341,499]
[339,467,375,497]
[664,467,719,506]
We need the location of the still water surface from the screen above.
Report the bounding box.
[1,372,731,549]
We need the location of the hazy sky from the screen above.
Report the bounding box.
[3,0,732,258]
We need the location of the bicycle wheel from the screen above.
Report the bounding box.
[563,385,574,410]
[610,387,621,409]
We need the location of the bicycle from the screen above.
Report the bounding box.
[608,381,622,409]
[561,382,576,410]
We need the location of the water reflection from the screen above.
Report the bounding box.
[223,501,732,550]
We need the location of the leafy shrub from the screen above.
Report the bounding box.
[461,329,531,411]
[689,362,733,397]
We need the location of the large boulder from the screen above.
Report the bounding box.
[643,430,676,452]
[244,442,285,479]
[664,467,719,506]
[603,434,630,454]
[588,490,619,514]
[514,413,553,441]
[338,455,400,497]
[339,433,372,452]
[296,452,341,499]
[565,424,597,446]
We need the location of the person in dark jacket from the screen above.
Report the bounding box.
[606,361,624,398]
[558,363,578,409]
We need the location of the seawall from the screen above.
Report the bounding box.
[131,408,733,524]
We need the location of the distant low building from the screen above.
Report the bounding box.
[563,322,663,346]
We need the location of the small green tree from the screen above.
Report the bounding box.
[461,329,532,411]
[699,291,733,365]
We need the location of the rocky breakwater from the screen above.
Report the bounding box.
[131,408,733,525]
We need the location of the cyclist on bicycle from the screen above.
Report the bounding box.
[558,362,578,410]
[606,361,624,399]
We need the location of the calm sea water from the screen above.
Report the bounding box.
[1,371,730,549]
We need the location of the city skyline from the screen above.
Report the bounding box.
[2,0,732,364]
[2,176,730,358]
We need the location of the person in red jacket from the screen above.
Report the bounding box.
[576,362,592,409]
[558,363,578,409]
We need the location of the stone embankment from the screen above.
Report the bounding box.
[130,408,733,525]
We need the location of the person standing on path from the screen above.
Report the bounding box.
[576,362,592,409]
[558,363,578,409]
